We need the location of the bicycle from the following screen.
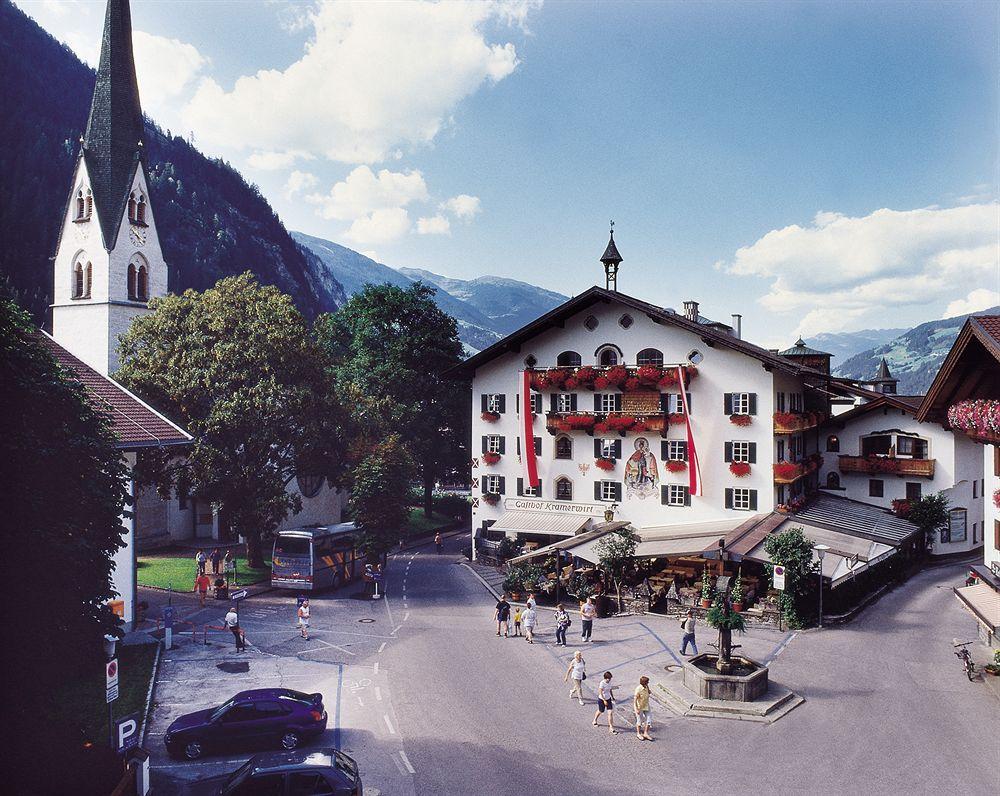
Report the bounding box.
[954,640,977,681]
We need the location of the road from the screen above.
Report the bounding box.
[147,534,1000,795]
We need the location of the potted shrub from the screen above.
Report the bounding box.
[731,568,745,612]
[700,567,713,607]
[984,650,1000,676]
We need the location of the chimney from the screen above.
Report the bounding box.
[683,300,699,322]
[731,314,742,339]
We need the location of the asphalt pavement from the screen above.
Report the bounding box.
[145,533,1000,795]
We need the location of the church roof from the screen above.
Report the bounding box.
[874,357,894,380]
[600,231,623,265]
[84,0,145,250]
[778,338,832,357]
[36,332,191,450]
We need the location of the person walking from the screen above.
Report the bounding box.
[680,609,698,656]
[512,606,523,637]
[580,597,597,642]
[564,651,587,704]
[634,676,653,740]
[209,547,222,575]
[495,595,511,637]
[296,599,310,640]
[526,592,537,610]
[593,671,617,733]
[434,532,443,555]
[194,571,211,607]
[523,604,538,643]
[196,550,207,576]
[225,607,245,652]
[554,603,571,646]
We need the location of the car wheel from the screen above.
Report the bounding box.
[280,731,301,750]
[183,741,204,760]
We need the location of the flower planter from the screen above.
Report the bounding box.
[729,462,751,478]
[666,460,688,473]
[729,414,752,427]
[701,598,712,608]
[482,452,501,466]
[481,411,500,423]
[595,458,616,472]
[732,602,744,613]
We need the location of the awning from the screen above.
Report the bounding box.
[491,510,598,537]
[634,532,729,559]
[568,520,740,564]
[506,525,611,565]
[954,583,1000,632]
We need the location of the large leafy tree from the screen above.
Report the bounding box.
[907,493,950,552]
[595,526,640,613]
[117,273,348,567]
[1,297,129,789]
[316,283,468,517]
[762,526,818,628]
[349,434,415,559]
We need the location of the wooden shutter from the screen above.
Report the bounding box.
[516,437,520,455]
[550,394,557,413]
[749,490,758,511]
[613,439,622,459]
[481,436,488,454]
[748,442,757,463]
[499,437,506,455]
[661,441,669,461]
[515,393,519,413]
[661,485,669,505]
[594,481,602,501]
[660,394,670,413]
[594,394,602,412]
[517,477,523,496]
[613,394,622,411]
[481,394,488,413]
[724,393,734,415]
[685,392,692,414]
[532,394,542,414]
[683,487,691,507]
[535,482,542,498]
[613,482,622,501]
[570,394,578,411]
[498,395,506,414]
[595,439,603,458]
[748,393,757,415]
[498,476,506,495]
[724,442,733,463]
[725,488,734,510]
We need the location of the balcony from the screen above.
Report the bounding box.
[773,454,823,484]
[773,411,823,434]
[530,364,697,392]
[947,400,1000,445]
[544,411,685,437]
[838,455,935,478]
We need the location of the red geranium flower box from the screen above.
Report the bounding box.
[482,452,501,466]
[593,422,610,435]
[605,415,637,431]
[668,413,687,425]
[564,414,596,430]
[730,414,752,426]
[666,460,688,473]
[574,366,598,387]
[729,462,751,477]
[604,365,628,386]
[481,411,500,423]
[595,457,616,472]
[658,372,679,388]
[636,365,662,385]
[593,376,611,390]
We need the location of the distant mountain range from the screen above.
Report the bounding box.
[833,307,999,394]
[808,328,908,365]
[293,232,568,352]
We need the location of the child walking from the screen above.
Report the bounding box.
[512,606,523,636]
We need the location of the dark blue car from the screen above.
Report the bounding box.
[165,688,328,760]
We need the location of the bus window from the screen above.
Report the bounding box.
[274,537,310,557]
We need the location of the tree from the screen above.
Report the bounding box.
[907,493,950,552]
[349,434,415,559]
[316,283,468,517]
[762,527,817,628]
[0,297,129,790]
[117,273,348,567]
[594,526,639,613]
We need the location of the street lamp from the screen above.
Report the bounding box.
[103,634,118,749]
[813,544,831,628]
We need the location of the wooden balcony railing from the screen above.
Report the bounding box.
[838,455,935,478]
[773,411,823,434]
[544,411,684,437]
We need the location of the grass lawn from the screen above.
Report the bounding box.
[137,554,271,589]
[59,642,158,744]
[405,507,443,537]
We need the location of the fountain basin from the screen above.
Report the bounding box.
[682,653,768,701]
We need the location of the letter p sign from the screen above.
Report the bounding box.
[116,713,140,753]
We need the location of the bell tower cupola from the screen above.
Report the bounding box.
[600,221,623,291]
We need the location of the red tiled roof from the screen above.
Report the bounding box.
[972,315,1000,349]
[36,332,191,449]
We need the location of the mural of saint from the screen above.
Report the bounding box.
[624,437,659,500]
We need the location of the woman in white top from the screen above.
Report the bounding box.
[297,599,310,640]
[564,651,586,704]
[522,606,538,644]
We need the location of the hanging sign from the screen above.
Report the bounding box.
[773,564,786,591]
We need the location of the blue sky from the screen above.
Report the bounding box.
[21,0,999,346]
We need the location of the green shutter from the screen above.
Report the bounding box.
[517,477,523,496]
[660,394,670,413]
[481,436,488,454]
[613,439,622,459]
[679,441,688,461]
[534,437,542,456]
[749,490,758,511]
[498,395,506,414]
[570,394,578,411]
[661,441,669,460]
[686,392,692,414]
[594,394,602,412]
[550,394,556,413]
[614,394,622,411]
[535,481,542,498]
[748,442,757,464]
[724,393,733,415]
[499,437,506,455]
[594,481,602,501]
[595,439,603,458]
[481,394,488,413]
[684,487,691,507]
[515,393,519,413]
[516,437,520,455]
[661,485,669,505]
[498,476,505,495]
[748,393,757,415]
[614,482,622,502]
[724,442,733,462]
[725,488,734,510]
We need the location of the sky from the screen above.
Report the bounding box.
[19,0,1000,347]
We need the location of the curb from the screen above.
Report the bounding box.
[460,562,501,600]
[139,640,162,748]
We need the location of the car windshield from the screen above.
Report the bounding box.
[220,759,256,794]
[273,537,310,556]
[209,698,236,722]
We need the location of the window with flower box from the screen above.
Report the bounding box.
[555,435,573,459]
[552,393,577,413]
[790,393,803,412]
[596,480,622,502]
[661,393,693,414]
[724,393,757,415]
[660,440,688,461]
[516,478,542,497]
[596,438,622,460]
[942,508,967,543]
[482,435,505,455]
[636,348,663,366]
[595,393,622,413]
[555,477,573,501]
[482,475,504,495]
[724,441,756,464]
[661,484,691,507]
[481,393,506,414]
[725,488,757,511]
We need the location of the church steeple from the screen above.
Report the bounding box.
[600,221,623,291]
[84,0,145,251]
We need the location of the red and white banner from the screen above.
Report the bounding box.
[520,371,540,488]
[677,366,702,496]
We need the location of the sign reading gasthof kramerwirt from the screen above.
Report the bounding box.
[504,498,604,514]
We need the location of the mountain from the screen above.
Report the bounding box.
[0,1,345,321]
[292,232,505,352]
[835,307,1000,394]
[811,328,908,365]
[396,268,569,335]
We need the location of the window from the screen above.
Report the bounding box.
[136,195,146,224]
[296,474,324,499]
[619,314,634,329]
[555,477,573,501]
[483,393,505,414]
[826,472,840,489]
[662,393,692,414]
[556,393,575,413]
[597,393,621,413]
[972,522,978,544]
[724,393,757,415]
[905,482,922,502]
[826,435,840,452]
[555,435,573,459]
[254,700,292,719]
[597,347,619,367]
[85,262,92,297]
[557,351,582,367]
[973,480,978,499]
[726,488,757,511]
[995,520,1000,549]
[238,773,285,796]
[687,349,704,364]
[861,435,891,457]
[789,393,803,412]
[662,484,690,506]
[77,190,85,220]
[597,480,621,502]
[522,392,542,415]
[517,478,541,498]
[666,440,688,461]
[597,438,621,460]
[221,704,258,723]
[869,479,884,498]
[177,483,189,510]
[727,441,755,463]
[288,772,335,796]
[128,192,137,222]
[776,392,786,412]
[636,348,663,366]
[896,436,928,459]
[136,265,148,300]
[483,475,503,495]
[946,508,967,543]
[484,435,503,454]
[524,354,537,368]
[776,485,786,505]
[516,436,541,456]
[127,263,137,300]
[73,261,86,298]
[995,447,1000,477]
[85,190,92,218]
[776,440,785,461]
[584,315,599,331]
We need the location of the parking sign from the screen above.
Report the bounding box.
[106,658,119,703]
[116,713,140,753]
[773,565,786,591]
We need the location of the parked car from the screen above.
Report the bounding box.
[194,748,362,796]
[165,689,327,760]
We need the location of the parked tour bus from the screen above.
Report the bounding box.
[271,523,360,591]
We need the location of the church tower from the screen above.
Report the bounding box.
[51,0,167,375]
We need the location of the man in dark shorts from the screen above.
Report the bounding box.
[495,595,511,637]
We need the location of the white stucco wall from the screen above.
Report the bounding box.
[469,297,799,538]
[110,452,137,629]
[278,479,348,531]
[985,444,999,570]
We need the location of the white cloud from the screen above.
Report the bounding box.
[247,151,311,171]
[132,31,209,134]
[943,288,1000,318]
[343,208,411,246]
[284,170,319,199]
[416,215,451,235]
[720,203,1000,335]
[307,166,428,221]
[441,194,482,220]
[183,0,532,164]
